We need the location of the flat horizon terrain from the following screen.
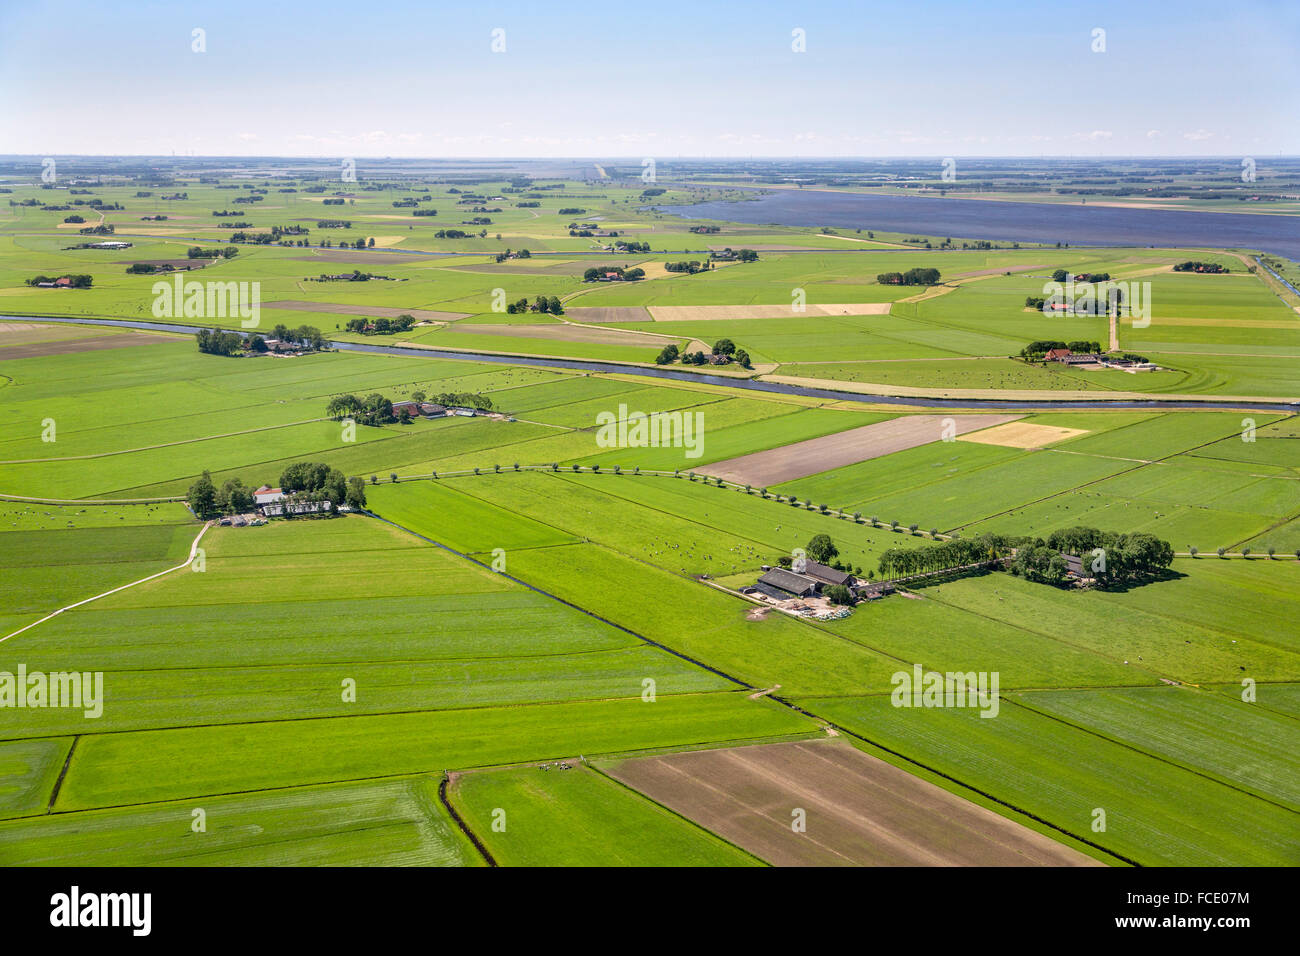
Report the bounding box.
[1,155,1296,869]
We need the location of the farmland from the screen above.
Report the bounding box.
[0,154,1296,870]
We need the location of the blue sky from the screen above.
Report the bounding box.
[1,0,1296,157]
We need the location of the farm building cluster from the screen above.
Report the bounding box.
[742,560,895,619]
[1045,348,1159,372]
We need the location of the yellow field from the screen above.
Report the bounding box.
[958,421,1089,449]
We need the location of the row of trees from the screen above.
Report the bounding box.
[878,533,1020,581]
[1173,261,1228,273]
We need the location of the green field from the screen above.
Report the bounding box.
[450,765,761,866]
[0,159,1296,868]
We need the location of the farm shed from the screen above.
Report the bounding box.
[800,560,853,587]
[757,568,820,598]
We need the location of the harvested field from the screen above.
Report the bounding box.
[958,421,1089,449]
[649,303,893,321]
[696,413,1020,486]
[603,739,1100,866]
[0,322,112,345]
[265,300,470,322]
[453,323,671,346]
[0,330,174,360]
[565,306,652,324]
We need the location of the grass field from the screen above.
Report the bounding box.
[450,764,761,866]
[1,162,1296,868]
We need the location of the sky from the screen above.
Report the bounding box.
[1,0,1297,158]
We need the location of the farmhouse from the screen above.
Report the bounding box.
[391,401,421,417]
[1044,348,1072,361]
[419,403,447,418]
[855,581,897,601]
[253,485,285,506]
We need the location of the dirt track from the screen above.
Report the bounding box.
[696,413,1020,486]
[604,739,1101,867]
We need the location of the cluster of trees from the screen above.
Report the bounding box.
[26,274,93,288]
[269,324,327,350]
[126,263,169,274]
[434,229,473,239]
[613,240,650,253]
[710,338,750,366]
[187,471,253,517]
[1051,269,1110,282]
[557,207,586,215]
[412,208,439,217]
[79,224,115,235]
[656,339,751,368]
[505,295,563,315]
[1018,527,1173,587]
[327,392,396,426]
[1173,261,1229,273]
[195,328,245,356]
[493,248,530,262]
[878,533,1019,581]
[710,247,759,262]
[1020,339,1102,359]
[641,188,666,197]
[344,314,416,334]
[187,246,238,259]
[316,219,352,229]
[689,225,721,234]
[876,267,941,286]
[664,260,709,274]
[327,390,495,424]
